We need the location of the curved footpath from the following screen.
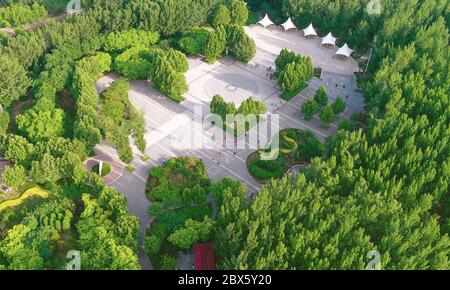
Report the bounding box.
[0,13,67,37]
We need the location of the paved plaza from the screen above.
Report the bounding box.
[93,24,367,269]
[245,25,360,75]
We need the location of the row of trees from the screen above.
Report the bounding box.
[301,86,346,127]
[77,187,141,270]
[152,48,189,102]
[0,177,141,269]
[210,94,267,121]
[210,0,248,27]
[0,0,69,14]
[71,52,112,151]
[83,0,223,36]
[0,134,89,187]
[214,0,450,269]
[143,157,213,269]
[103,29,160,53]
[99,80,147,163]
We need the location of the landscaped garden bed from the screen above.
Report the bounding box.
[91,162,112,177]
[247,128,325,183]
[143,157,214,269]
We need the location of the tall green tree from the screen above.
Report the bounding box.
[229,0,249,26]
[2,165,27,190]
[0,55,32,108]
[211,4,231,27]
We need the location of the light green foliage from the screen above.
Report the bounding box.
[72,53,112,150]
[160,254,177,270]
[103,29,160,53]
[238,96,267,116]
[77,187,141,270]
[143,235,162,255]
[301,99,319,120]
[16,108,66,142]
[313,86,328,107]
[165,48,189,73]
[0,134,34,167]
[229,0,248,26]
[0,224,45,270]
[178,27,210,55]
[1,165,26,190]
[30,153,60,184]
[332,96,346,115]
[210,94,236,121]
[115,46,152,79]
[204,26,227,63]
[226,25,256,63]
[0,3,47,28]
[145,157,209,208]
[0,111,10,135]
[152,55,187,102]
[211,4,231,27]
[0,55,32,108]
[99,79,145,163]
[276,49,314,94]
[319,105,336,127]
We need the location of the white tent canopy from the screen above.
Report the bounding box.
[335,43,354,57]
[281,17,297,31]
[303,23,317,37]
[321,32,337,46]
[257,14,275,28]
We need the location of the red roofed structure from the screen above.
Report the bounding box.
[194,243,216,270]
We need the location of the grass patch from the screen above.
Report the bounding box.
[91,162,112,177]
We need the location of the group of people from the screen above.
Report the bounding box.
[327,77,351,101]
[266,66,275,80]
[271,100,285,113]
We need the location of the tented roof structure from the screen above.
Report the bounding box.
[335,43,354,57]
[303,23,317,37]
[281,17,297,31]
[257,14,275,28]
[321,32,337,46]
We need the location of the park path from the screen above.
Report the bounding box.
[0,13,68,37]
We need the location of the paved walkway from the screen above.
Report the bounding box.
[91,24,366,270]
[83,153,124,185]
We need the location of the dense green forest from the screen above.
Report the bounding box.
[0,0,448,270]
[215,0,450,269]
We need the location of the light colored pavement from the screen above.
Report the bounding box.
[92,24,366,270]
[244,25,360,75]
[83,153,124,185]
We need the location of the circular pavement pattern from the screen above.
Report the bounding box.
[204,73,260,104]
[226,85,237,92]
[84,154,124,185]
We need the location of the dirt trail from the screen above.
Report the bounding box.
[0,13,68,38]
